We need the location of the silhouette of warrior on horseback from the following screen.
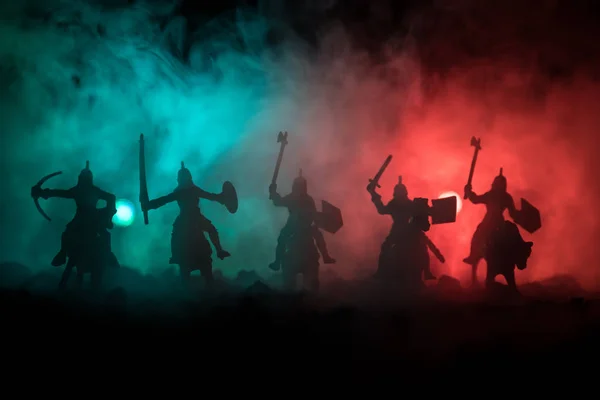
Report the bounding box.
[31,161,119,290]
[463,137,541,291]
[139,135,238,287]
[368,155,456,288]
[268,132,343,292]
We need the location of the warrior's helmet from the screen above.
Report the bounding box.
[177,162,193,186]
[492,168,507,192]
[393,176,408,199]
[292,169,307,195]
[78,160,93,186]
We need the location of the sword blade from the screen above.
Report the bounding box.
[424,234,445,263]
[272,142,287,185]
[139,134,149,225]
[369,154,393,188]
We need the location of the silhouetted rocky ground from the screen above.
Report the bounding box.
[2,263,599,375]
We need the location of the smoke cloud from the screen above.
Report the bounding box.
[1,0,599,290]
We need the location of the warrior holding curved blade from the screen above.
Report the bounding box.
[141,161,237,286]
[30,161,117,268]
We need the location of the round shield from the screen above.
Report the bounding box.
[221,181,238,214]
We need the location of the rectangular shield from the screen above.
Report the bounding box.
[315,200,344,234]
[514,198,542,234]
[430,196,457,225]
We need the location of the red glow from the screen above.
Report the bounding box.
[228,1,600,291]
[283,68,600,291]
[269,2,600,292]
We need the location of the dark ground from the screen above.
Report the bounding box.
[2,264,599,376]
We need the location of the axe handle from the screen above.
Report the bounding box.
[464,149,479,199]
[272,145,285,185]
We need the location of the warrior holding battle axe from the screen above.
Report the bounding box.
[268,131,339,272]
[462,136,539,286]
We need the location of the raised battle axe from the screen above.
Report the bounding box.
[464,136,482,199]
[270,131,288,199]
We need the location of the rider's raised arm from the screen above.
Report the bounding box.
[272,193,291,208]
[269,185,289,208]
[506,193,519,220]
[41,188,74,199]
[466,190,488,205]
[193,186,220,202]
[370,193,390,215]
[146,191,179,210]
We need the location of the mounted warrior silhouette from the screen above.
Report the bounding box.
[367,155,457,290]
[462,136,542,292]
[268,132,343,292]
[139,134,238,288]
[31,161,119,290]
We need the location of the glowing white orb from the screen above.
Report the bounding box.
[113,199,135,227]
[438,191,463,213]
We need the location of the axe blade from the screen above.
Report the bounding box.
[277,131,288,144]
[470,136,482,150]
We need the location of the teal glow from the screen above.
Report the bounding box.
[0,2,307,276]
[113,199,135,227]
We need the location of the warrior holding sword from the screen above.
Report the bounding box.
[139,134,238,287]
[368,154,457,284]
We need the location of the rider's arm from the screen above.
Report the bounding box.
[146,191,179,210]
[41,188,74,199]
[466,190,488,204]
[194,186,221,203]
[271,193,290,207]
[97,188,117,212]
[269,185,289,207]
[371,193,390,215]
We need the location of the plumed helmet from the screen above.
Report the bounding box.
[292,168,307,195]
[78,160,93,186]
[177,161,193,185]
[393,175,408,198]
[492,167,507,192]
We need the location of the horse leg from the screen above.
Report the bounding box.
[90,264,103,292]
[471,259,481,287]
[200,263,214,290]
[504,269,519,294]
[484,262,496,290]
[179,265,191,288]
[76,271,84,289]
[58,259,75,290]
[303,264,320,293]
[282,267,296,292]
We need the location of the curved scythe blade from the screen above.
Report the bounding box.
[32,171,62,222]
